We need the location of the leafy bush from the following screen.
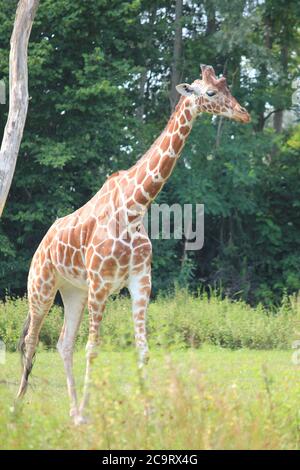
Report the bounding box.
[0,290,299,352]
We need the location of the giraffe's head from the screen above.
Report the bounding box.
[176,64,250,123]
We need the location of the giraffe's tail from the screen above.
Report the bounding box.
[17,313,34,398]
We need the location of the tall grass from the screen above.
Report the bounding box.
[0,289,300,352]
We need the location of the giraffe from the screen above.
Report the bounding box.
[17,65,250,425]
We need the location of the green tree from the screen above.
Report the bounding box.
[0,0,299,304]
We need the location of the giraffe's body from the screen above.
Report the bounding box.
[18,65,250,424]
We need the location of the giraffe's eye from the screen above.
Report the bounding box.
[206,90,217,97]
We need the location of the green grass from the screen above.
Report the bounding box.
[1,346,300,450]
[1,291,300,449]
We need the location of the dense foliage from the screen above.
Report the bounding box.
[0,0,299,304]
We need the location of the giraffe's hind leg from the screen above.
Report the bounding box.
[57,283,87,421]
[17,264,57,399]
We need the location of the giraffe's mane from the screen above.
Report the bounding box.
[128,95,188,171]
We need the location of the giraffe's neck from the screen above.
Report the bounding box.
[127,96,198,207]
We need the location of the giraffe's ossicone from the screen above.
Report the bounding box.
[17,64,250,425]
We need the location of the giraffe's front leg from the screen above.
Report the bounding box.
[128,267,151,368]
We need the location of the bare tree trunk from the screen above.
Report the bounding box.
[170,0,183,112]
[204,0,216,35]
[255,12,273,132]
[0,0,39,217]
[273,45,288,134]
[273,110,283,133]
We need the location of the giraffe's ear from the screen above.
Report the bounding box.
[176,83,196,97]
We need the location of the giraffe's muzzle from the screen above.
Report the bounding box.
[234,105,251,123]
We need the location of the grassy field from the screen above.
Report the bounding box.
[1,346,300,450]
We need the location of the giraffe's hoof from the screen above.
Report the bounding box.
[86,342,99,361]
[89,351,98,362]
[144,403,155,417]
[73,414,90,426]
[144,352,150,364]
[69,407,78,418]
[138,352,150,368]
